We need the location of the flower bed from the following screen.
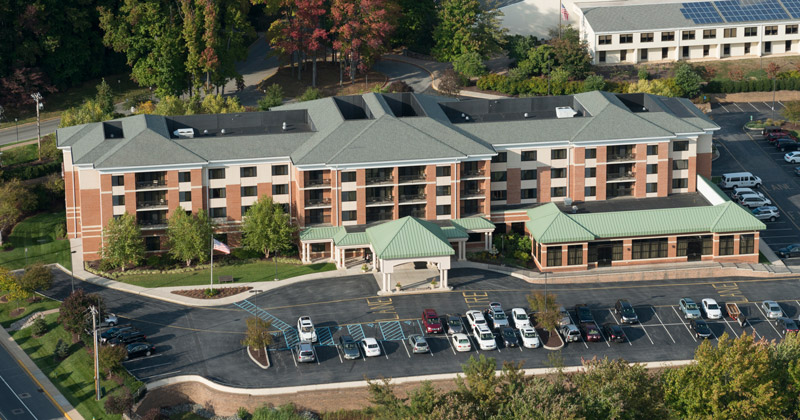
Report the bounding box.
[171,286,252,299]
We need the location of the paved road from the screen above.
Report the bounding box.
[0,337,65,420]
[0,119,60,148]
[42,267,800,389]
[373,59,434,94]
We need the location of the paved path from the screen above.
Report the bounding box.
[222,33,280,107]
[0,119,60,148]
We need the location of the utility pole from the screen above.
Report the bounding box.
[772,77,776,122]
[89,306,101,400]
[14,118,18,142]
[30,92,43,161]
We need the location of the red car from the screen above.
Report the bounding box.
[421,309,443,333]
[763,127,790,138]
[580,323,602,342]
[766,132,797,145]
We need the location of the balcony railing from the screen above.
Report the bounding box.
[136,199,167,209]
[461,189,485,198]
[399,193,426,202]
[135,179,167,189]
[305,197,331,207]
[398,173,426,183]
[138,219,167,227]
[366,176,394,185]
[606,153,635,162]
[306,216,332,226]
[366,195,394,205]
[461,169,485,178]
[305,178,331,187]
[400,210,426,218]
[606,171,635,181]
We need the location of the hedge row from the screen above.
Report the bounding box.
[1,161,60,181]
[476,74,629,96]
[704,77,800,94]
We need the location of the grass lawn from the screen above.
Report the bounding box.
[0,212,71,270]
[11,313,138,420]
[0,143,39,165]
[0,296,60,328]
[759,251,772,265]
[116,260,337,288]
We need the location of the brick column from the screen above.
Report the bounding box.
[191,169,204,214]
[571,147,585,202]
[452,163,460,219]
[392,167,399,220]
[696,153,712,179]
[668,236,677,258]
[226,184,242,220]
[688,155,698,192]
[596,146,607,200]
[100,174,113,228]
[623,239,633,261]
[506,168,521,204]
[356,169,367,224]
[166,170,179,218]
[425,165,437,219]
[330,170,340,226]
[537,167,551,203]
[733,234,740,255]
[634,144,647,197]
[124,173,136,215]
[659,145,671,196]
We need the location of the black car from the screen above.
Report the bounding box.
[776,317,800,335]
[690,319,713,339]
[338,335,360,360]
[778,244,800,258]
[603,323,627,343]
[500,328,519,348]
[445,314,465,335]
[776,138,800,152]
[575,304,594,324]
[100,325,136,343]
[109,330,147,346]
[125,342,155,360]
[614,299,639,324]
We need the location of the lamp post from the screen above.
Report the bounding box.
[70,250,77,294]
[30,92,43,161]
[14,118,18,142]
[274,252,279,281]
[89,306,101,400]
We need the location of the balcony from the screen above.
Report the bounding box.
[305,216,331,226]
[136,199,168,210]
[606,171,636,181]
[138,218,167,228]
[305,178,331,188]
[461,169,485,179]
[305,197,331,208]
[399,209,426,218]
[399,193,426,203]
[461,189,485,199]
[398,173,426,183]
[366,195,394,205]
[366,176,394,185]
[135,179,167,189]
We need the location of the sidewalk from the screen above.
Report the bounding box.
[381,53,506,99]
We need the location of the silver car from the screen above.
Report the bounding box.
[408,335,429,354]
[561,324,581,343]
[762,300,783,319]
[295,342,315,363]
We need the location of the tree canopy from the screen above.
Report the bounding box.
[167,208,213,266]
[101,212,145,271]
[58,289,106,338]
[241,196,296,259]
[0,179,37,245]
[431,0,505,62]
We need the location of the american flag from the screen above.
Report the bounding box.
[213,238,230,254]
[561,3,569,20]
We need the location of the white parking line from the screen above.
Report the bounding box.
[671,306,698,342]
[720,316,740,338]
[290,348,298,367]
[468,334,480,353]
[446,335,457,355]
[379,341,389,359]
[754,303,783,337]
[334,345,343,363]
[764,102,774,110]
[401,340,411,358]
[749,102,760,111]
[595,321,611,347]
[567,312,589,349]
[734,103,745,112]
[608,311,634,346]
[651,308,676,343]
[720,103,730,113]
[0,373,38,420]
[315,347,320,365]
[779,101,785,108]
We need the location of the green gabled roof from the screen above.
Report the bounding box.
[299,226,345,241]
[366,217,455,260]
[526,204,595,243]
[526,202,765,244]
[451,217,496,231]
[334,231,370,246]
[441,226,470,240]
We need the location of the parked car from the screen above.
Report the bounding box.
[466,310,488,330]
[777,317,800,335]
[338,335,360,360]
[500,327,519,348]
[766,132,796,144]
[295,342,316,363]
[560,324,581,343]
[108,330,147,347]
[719,172,761,189]
[763,126,788,137]
[679,298,702,319]
[762,300,783,319]
[603,324,626,343]
[690,319,713,339]
[753,205,778,213]
[614,299,639,324]
[485,303,509,331]
[360,338,381,357]
[580,322,602,342]
[421,309,443,334]
[778,244,800,258]
[775,138,800,151]
[451,333,471,352]
[472,325,497,350]
[98,313,119,328]
[445,314,465,335]
[558,306,572,326]
[125,342,155,360]
[701,298,723,319]
[738,193,772,208]
[785,151,800,163]
[795,166,800,177]
[510,308,531,329]
[407,334,430,354]
[297,316,317,343]
[731,187,764,201]
[575,304,594,324]
[752,207,780,221]
[100,326,136,344]
[519,327,540,348]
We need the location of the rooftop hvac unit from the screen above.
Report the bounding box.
[173,128,195,138]
[555,106,578,118]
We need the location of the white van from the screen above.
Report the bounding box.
[719,172,762,189]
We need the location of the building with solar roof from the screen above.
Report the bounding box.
[575,0,800,64]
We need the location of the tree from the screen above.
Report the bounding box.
[99,345,127,378]
[505,34,540,63]
[167,207,213,266]
[241,197,296,259]
[673,62,702,98]
[241,317,273,351]
[548,26,592,79]
[101,212,145,271]
[437,69,461,97]
[154,96,188,116]
[0,179,37,245]
[583,75,606,92]
[199,94,245,114]
[432,0,505,62]
[626,78,679,97]
[0,68,57,112]
[453,51,487,78]
[104,389,133,415]
[392,0,438,54]
[662,333,788,419]
[257,84,284,110]
[782,100,800,124]
[331,0,396,84]
[516,44,557,78]
[59,99,115,128]
[494,376,582,420]
[527,291,560,331]
[17,263,52,300]
[96,79,114,115]
[58,289,105,338]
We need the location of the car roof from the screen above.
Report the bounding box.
[363,337,378,344]
[340,335,355,342]
[565,324,579,331]
[764,300,779,304]
[453,333,469,340]
[702,298,717,303]
[424,308,437,315]
[476,325,492,333]
[298,342,314,349]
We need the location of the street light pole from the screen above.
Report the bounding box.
[30,92,43,161]
[14,118,18,142]
[70,250,77,294]
[89,306,101,400]
[772,77,776,122]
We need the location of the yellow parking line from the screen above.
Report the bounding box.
[10,354,72,420]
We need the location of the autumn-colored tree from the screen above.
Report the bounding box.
[331,0,396,85]
[767,62,781,79]
[0,179,37,245]
[0,68,57,112]
[268,0,328,87]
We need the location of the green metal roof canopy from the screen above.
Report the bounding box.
[451,217,496,231]
[526,202,765,244]
[366,216,456,260]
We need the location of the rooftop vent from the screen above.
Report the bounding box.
[173,128,195,138]
[220,129,226,135]
[555,107,577,119]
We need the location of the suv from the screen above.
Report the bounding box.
[580,323,602,342]
[485,303,509,331]
[738,193,771,208]
[575,304,594,324]
[297,316,317,343]
[560,324,581,343]
[466,310,488,330]
[775,138,800,152]
[295,342,316,363]
[510,308,531,329]
[422,309,443,333]
[679,298,702,319]
[763,126,788,137]
[766,132,796,144]
[752,207,779,222]
[100,325,137,343]
[108,330,147,347]
[472,325,497,350]
[614,299,639,324]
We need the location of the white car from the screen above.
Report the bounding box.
[361,337,381,357]
[732,187,764,201]
[762,300,783,319]
[752,207,780,222]
[466,310,488,330]
[785,151,800,163]
[519,327,540,348]
[738,193,772,208]
[297,316,317,343]
[451,333,472,352]
[701,298,722,319]
[510,308,531,329]
[472,324,497,350]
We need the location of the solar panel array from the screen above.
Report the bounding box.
[680,0,796,23]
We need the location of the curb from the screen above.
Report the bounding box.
[247,346,270,369]
[539,328,565,351]
[0,117,61,132]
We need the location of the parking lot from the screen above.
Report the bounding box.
[710,101,800,256]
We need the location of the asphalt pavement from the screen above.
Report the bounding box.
[373,59,434,94]
[0,337,65,420]
[0,119,60,148]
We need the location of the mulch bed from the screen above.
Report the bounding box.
[171,286,252,299]
[0,294,8,303]
[247,346,269,367]
[534,324,564,348]
[9,308,25,318]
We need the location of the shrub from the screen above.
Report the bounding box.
[437,69,461,97]
[582,75,606,92]
[204,288,220,297]
[54,222,67,239]
[258,84,284,110]
[638,68,649,80]
[386,80,414,93]
[1,243,13,251]
[453,51,488,78]
[99,345,127,378]
[31,317,48,336]
[104,388,133,415]
[297,87,322,102]
[54,339,70,359]
[237,407,251,420]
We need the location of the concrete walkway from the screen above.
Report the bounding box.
[380,53,506,99]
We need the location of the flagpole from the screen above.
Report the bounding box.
[208,173,213,292]
[559,0,562,39]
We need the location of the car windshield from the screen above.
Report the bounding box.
[588,328,599,334]
[771,305,781,311]
[480,332,494,340]
[300,351,313,356]
[368,344,378,349]
[343,342,356,350]
[523,331,536,338]
[503,330,514,338]
[686,303,698,310]
[707,303,719,310]
[494,312,506,319]
[427,316,438,322]
[515,313,527,320]
[449,318,462,326]
[414,337,426,345]
[301,326,313,332]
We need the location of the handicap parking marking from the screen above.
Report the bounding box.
[347,324,366,341]
[651,307,676,343]
[284,328,300,349]
[670,306,698,342]
[316,326,338,346]
[379,321,406,341]
[415,319,426,335]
